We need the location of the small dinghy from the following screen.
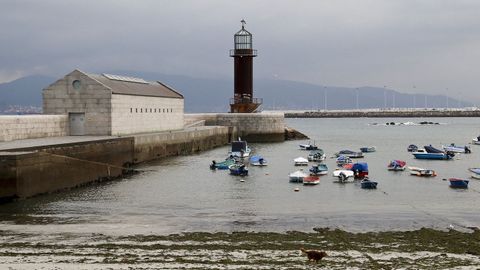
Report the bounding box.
[352,162,369,179]
[250,155,267,166]
[387,160,406,171]
[210,157,236,170]
[229,163,248,176]
[299,141,318,150]
[289,170,308,183]
[336,155,353,166]
[308,149,326,162]
[442,143,471,154]
[294,157,309,166]
[468,168,480,179]
[335,150,364,158]
[409,167,436,177]
[332,169,354,183]
[407,144,418,152]
[449,178,469,189]
[360,146,376,153]
[361,178,378,189]
[472,136,480,145]
[310,163,328,175]
[303,176,320,185]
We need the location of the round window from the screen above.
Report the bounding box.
[72,80,81,90]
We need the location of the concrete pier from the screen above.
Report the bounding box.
[0,126,232,201]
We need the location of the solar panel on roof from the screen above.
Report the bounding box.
[102,73,149,84]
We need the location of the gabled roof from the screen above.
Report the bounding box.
[88,72,183,99]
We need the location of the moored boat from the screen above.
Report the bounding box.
[229,163,248,176]
[449,178,469,189]
[360,178,378,189]
[229,139,251,158]
[294,157,309,166]
[250,155,267,166]
[472,136,480,145]
[407,144,418,152]
[352,162,369,179]
[332,169,354,183]
[335,150,364,158]
[289,170,308,183]
[303,175,320,185]
[309,163,328,175]
[299,141,318,150]
[210,158,235,170]
[468,168,480,179]
[307,149,326,162]
[442,143,471,154]
[409,167,436,177]
[412,146,454,160]
[336,155,353,166]
[360,146,376,153]
[387,160,406,171]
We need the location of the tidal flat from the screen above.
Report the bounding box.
[1,228,480,269]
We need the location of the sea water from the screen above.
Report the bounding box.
[1,117,479,234]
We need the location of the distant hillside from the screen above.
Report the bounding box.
[0,72,471,113]
[0,75,54,111]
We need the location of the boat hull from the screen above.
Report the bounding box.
[303,176,320,185]
[412,153,452,160]
[449,178,469,189]
[361,181,378,189]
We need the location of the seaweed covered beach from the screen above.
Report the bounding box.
[1,228,480,269]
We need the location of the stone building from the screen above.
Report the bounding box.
[43,69,184,136]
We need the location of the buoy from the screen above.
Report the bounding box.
[294,188,300,192]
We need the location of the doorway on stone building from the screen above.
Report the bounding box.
[69,113,85,135]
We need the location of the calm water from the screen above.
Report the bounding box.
[1,117,480,234]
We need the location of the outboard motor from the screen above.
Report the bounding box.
[465,146,471,154]
[446,151,455,158]
[210,160,216,170]
[338,172,347,183]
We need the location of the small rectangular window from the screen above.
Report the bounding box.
[136,108,138,113]
[154,108,156,113]
[163,109,165,113]
[130,108,132,113]
[140,108,143,113]
[150,108,152,113]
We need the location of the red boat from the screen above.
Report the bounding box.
[303,176,320,185]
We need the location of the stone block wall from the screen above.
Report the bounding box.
[43,70,112,135]
[0,115,68,142]
[111,94,184,135]
[133,126,231,163]
[184,113,285,142]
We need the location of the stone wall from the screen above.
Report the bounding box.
[184,113,285,142]
[133,126,232,163]
[43,70,112,135]
[0,137,134,199]
[0,115,68,142]
[111,94,184,135]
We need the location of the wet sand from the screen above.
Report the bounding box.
[1,228,479,269]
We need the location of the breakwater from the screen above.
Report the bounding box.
[0,126,231,201]
[284,108,480,118]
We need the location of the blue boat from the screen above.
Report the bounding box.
[352,162,369,179]
[412,146,455,160]
[309,163,328,175]
[360,178,378,189]
[229,163,248,176]
[250,155,267,166]
[449,178,469,189]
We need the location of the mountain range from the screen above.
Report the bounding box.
[0,71,471,113]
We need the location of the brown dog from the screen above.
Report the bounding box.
[300,247,327,263]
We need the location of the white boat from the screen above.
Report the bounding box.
[307,149,326,162]
[289,170,308,183]
[229,139,251,158]
[294,157,309,166]
[332,169,354,183]
[408,166,436,177]
[442,144,471,153]
[473,137,480,145]
[299,141,318,150]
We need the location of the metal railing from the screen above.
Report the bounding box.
[230,97,263,105]
[229,49,258,57]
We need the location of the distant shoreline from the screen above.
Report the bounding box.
[279,108,480,118]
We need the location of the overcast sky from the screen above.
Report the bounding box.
[1,0,479,101]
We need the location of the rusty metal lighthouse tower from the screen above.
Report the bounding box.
[229,20,262,113]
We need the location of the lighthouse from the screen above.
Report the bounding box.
[229,20,262,113]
